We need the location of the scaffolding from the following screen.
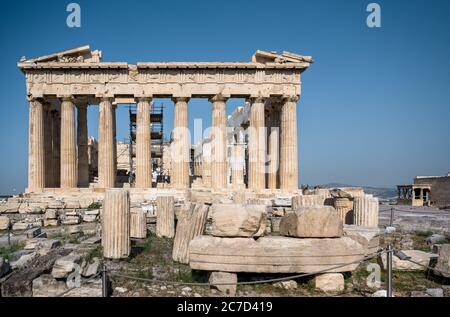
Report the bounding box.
[128,103,164,185]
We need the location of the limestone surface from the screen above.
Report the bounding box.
[314,273,345,293]
[279,206,343,238]
[209,271,237,296]
[189,235,365,273]
[210,203,268,237]
[435,244,450,278]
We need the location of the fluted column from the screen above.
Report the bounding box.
[98,98,116,188]
[28,98,45,190]
[77,103,89,187]
[135,97,152,188]
[354,196,379,227]
[130,210,147,239]
[280,95,299,191]
[210,95,228,189]
[248,97,266,190]
[231,130,245,186]
[44,103,54,188]
[156,195,175,238]
[60,97,78,188]
[102,189,130,259]
[52,108,61,188]
[267,106,280,190]
[171,97,190,189]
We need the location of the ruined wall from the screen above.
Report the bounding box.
[414,175,450,208]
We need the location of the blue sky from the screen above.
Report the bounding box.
[0,0,449,194]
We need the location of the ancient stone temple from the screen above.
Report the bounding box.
[18,45,312,195]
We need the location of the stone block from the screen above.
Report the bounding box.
[85,209,100,216]
[0,216,10,230]
[51,253,83,279]
[292,195,325,209]
[44,219,59,227]
[32,274,68,297]
[314,273,344,293]
[189,235,365,273]
[210,203,268,237]
[44,209,58,220]
[343,225,380,255]
[273,280,297,290]
[12,222,32,231]
[381,250,436,271]
[435,244,450,278]
[209,271,237,296]
[279,206,343,238]
[83,214,97,222]
[81,257,100,277]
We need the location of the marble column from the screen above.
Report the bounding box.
[279,95,299,192]
[135,97,152,188]
[98,97,116,188]
[52,108,61,188]
[210,95,228,190]
[28,98,45,190]
[102,189,130,259]
[77,103,89,187]
[230,131,245,187]
[60,97,78,188]
[267,106,280,190]
[44,103,54,188]
[171,97,190,189]
[248,97,266,190]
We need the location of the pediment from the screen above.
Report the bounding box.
[19,45,102,64]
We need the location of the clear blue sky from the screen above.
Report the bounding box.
[1,0,449,194]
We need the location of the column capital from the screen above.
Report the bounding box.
[59,95,75,103]
[248,96,268,104]
[282,95,300,103]
[172,96,190,103]
[209,94,229,103]
[135,96,152,103]
[27,95,44,103]
[99,96,114,103]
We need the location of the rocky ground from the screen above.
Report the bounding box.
[1,202,450,297]
[107,228,450,297]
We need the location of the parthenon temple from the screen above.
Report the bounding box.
[18,45,313,198]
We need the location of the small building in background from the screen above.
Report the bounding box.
[397,172,450,208]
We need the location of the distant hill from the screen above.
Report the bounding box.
[315,183,397,200]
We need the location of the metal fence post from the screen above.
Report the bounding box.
[389,207,394,227]
[102,263,109,297]
[386,244,393,297]
[7,224,11,246]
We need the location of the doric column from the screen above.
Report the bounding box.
[267,105,280,190]
[171,97,190,189]
[135,97,152,188]
[248,97,266,190]
[77,103,89,187]
[102,189,130,259]
[210,94,228,190]
[52,108,61,188]
[98,97,116,188]
[279,95,299,192]
[60,96,78,188]
[230,130,245,186]
[44,102,54,188]
[28,98,45,190]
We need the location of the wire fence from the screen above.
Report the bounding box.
[42,243,449,298]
